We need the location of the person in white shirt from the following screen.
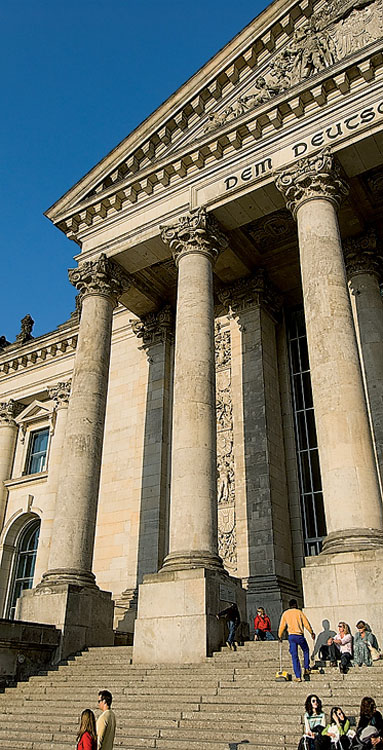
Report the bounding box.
[326,621,353,674]
[96,690,116,750]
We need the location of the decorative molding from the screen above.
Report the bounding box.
[54,45,383,241]
[68,253,131,303]
[47,380,72,409]
[160,208,228,266]
[0,336,11,352]
[131,305,174,350]
[218,270,283,320]
[15,315,34,345]
[244,209,297,253]
[275,147,349,217]
[344,228,383,278]
[0,400,24,428]
[0,335,78,378]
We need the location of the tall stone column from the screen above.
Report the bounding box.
[33,381,71,585]
[344,229,383,489]
[276,148,383,634]
[219,272,299,633]
[160,209,227,571]
[18,254,131,658]
[0,400,23,530]
[133,209,246,664]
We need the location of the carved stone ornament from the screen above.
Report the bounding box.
[204,0,383,132]
[47,380,72,409]
[15,314,34,344]
[218,269,283,320]
[0,399,24,427]
[68,253,131,303]
[344,228,383,278]
[131,305,174,348]
[275,148,349,217]
[160,208,228,266]
[0,336,11,351]
[215,322,231,369]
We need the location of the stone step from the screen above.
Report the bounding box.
[155,737,296,750]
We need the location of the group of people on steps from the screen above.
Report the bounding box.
[301,695,383,750]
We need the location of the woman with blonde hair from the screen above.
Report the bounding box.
[319,622,352,674]
[76,709,97,750]
[253,606,275,641]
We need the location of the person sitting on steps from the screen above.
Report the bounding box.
[319,621,352,674]
[253,607,275,641]
[298,694,326,750]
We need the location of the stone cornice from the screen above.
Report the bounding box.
[218,269,283,320]
[53,43,383,242]
[68,254,131,303]
[131,305,175,349]
[0,332,78,379]
[275,146,349,216]
[344,228,383,278]
[160,208,228,266]
[46,0,313,224]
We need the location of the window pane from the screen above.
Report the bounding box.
[288,308,326,556]
[8,520,40,619]
[26,428,49,474]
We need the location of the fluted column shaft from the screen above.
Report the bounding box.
[0,401,22,530]
[276,149,383,553]
[160,209,227,569]
[344,231,383,488]
[43,255,130,586]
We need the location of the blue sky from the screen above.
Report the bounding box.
[1,0,269,341]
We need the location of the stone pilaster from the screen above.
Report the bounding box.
[219,272,299,633]
[133,210,246,664]
[344,229,383,488]
[114,307,174,636]
[0,400,23,530]
[33,382,72,585]
[276,149,383,635]
[17,255,130,658]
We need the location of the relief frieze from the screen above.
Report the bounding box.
[215,321,237,572]
[205,0,383,133]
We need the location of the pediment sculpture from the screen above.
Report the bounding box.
[204,0,383,133]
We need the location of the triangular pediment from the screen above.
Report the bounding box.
[16,401,52,425]
[46,0,383,242]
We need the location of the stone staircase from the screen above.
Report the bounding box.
[1,641,383,750]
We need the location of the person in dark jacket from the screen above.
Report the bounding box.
[217,602,240,650]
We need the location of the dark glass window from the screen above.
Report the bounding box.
[288,309,326,556]
[25,428,49,474]
[8,519,40,619]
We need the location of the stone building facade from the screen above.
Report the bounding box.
[1,0,383,662]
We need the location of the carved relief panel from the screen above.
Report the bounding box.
[215,320,237,574]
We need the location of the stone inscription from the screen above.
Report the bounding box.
[223,99,383,193]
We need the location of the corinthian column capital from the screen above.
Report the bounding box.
[131,305,174,349]
[275,148,349,218]
[68,253,131,304]
[0,399,23,427]
[160,207,228,266]
[218,270,283,321]
[47,380,72,409]
[343,228,383,279]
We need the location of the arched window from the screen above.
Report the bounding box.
[8,519,40,619]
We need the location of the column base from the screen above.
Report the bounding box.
[161,550,224,572]
[321,528,383,554]
[16,582,114,661]
[133,567,246,664]
[302,547,383,636]
[244,574,300,637]
[40,567,96,587]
